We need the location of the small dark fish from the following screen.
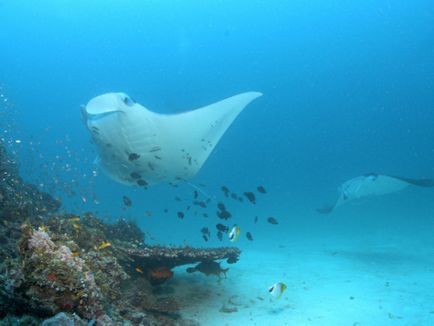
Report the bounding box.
[216,223,229,232]
[217,202,226,211]
[201,227,210,235]
[128,153,140,161]
[246,232,253,241]
[186,205,191,211]
[137,179,148,187]
[149,146,161,152]
[217,230,223,241]
[148,162,155,171]
[267,217,278,225]
[130,171,141,179]
[194,201,207,208]
[164,208,168,213]
[203,213,208,218]
[227,255,238,264]
[154,155,162,160]
[202,235,209,242]
[230,193,238,200]
[123,196,132,207]
[175,196,182,202]
[244,192,256,204]
[257,186,267,194]
[193,190,198,199]
[177,211,184,219]
[254,216,258,224]
[221,186,230,197]
[217,210,232,220]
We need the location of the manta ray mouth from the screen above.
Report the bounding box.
[81,105,120,124]
[87,110,121,122]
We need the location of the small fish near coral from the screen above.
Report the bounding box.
[268,282,287,300]
[201,227,211,242]
[98,241,112,250]
[186,261,229,279]
[216,201,232,220]
[228,225,241,242]
[122,196,132,207]
[267,217,279,225]
[148,266,174,285]
[217,230,223,241]
[216,223,229,233]
[221,186,230,197]
[128,152,141,161]
[246,232,254,241]
[257,185,267,194]
[243,191,256,204]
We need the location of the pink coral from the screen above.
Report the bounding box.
[27,229,56,252]
[56,245,84,271]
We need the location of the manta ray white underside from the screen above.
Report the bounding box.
[317,173,434,214]
[82,92,262,186]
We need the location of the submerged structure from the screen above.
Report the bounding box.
[0,139,240,325]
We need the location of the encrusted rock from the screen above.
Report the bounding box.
[0,139,241,324]
[123,245,240,269]
[41,312,86,326]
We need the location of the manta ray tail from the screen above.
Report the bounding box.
[182,179,215,201]
[316,205,335,214]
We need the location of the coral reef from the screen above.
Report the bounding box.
[17,224,107,320]
[41,312,87,326]
[0,140,241,325]
[0,139,60,223]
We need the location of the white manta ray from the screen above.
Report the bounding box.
[317,173,434,214]
[82,92,262,186]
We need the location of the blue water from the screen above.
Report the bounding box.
[1,0,434,324]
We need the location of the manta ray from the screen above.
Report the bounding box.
[317,173,434,214]
[82,91,262,186]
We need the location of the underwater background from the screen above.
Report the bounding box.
[1,0,434,325]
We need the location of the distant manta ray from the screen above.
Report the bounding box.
[82,92,262,186]
[317,173,434,214]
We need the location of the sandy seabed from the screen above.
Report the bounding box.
[174,232,434,326]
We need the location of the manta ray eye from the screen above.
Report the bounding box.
[123,95,135,106]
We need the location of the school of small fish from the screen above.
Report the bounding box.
[118,183,279,244]
[117,183,286,297]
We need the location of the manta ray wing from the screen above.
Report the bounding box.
[83,92,262,186]
[316,173,431,214]
[155,92,263,181]
[389,176,434,187]
[356,174,410,197]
